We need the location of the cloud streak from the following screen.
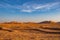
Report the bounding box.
[21,2,60,12]
[0,3,21,9]
[0,2,60,13]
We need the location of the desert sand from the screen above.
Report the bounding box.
[0,21,60,40]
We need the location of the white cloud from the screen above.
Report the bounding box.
[21,10,33,12]
[0,2,60,13]
[20,2,60,12]
[33,5,48,9]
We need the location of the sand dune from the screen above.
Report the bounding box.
[0,21,60,40]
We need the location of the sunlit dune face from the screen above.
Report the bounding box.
[0,21,60,40]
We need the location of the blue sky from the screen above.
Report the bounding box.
[0,0,60,22]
